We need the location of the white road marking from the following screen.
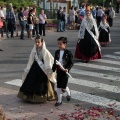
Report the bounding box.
[69,78,120,93]
[5,78,120,93]
[74,63,120,72]
[114,52,120,55]
[103,55,120,59]
[5,79,120,110]
[70,69,120,81]
[71,90,120,111]
[5,79,22,87]
[94,59,120,65]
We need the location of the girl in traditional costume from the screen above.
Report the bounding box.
[17,35,56,103]
[98,15,111,46]
[75,8,102,63]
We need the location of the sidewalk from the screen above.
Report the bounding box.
[0,87,120,120]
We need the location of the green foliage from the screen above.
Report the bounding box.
[46,19,57,24]
[0,1,7,6]
[0,0,37,8]
[87,0,115,6]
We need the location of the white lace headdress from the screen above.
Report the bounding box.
[78,11,99,39]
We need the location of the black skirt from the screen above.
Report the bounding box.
[79,29,99,57]
[17,61,56,103]
[75,27,102,61]
[99,28,109,43]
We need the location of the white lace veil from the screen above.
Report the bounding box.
[78,11,99,39]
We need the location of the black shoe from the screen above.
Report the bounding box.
[66,91,71,102]
[66,95,71,102]
[55,102,62,106]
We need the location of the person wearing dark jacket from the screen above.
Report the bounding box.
[52,37,74,106]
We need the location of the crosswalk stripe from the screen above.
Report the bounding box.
[70,69,120,81]
[74,63,120,72]
[103,55,120,59]
[69,78,120,93]
[94,59,120,65]
[114,52,120,55]
[5,78,120,94]
[5,79,120,110]
[5,79,22,87]
[71,90,120,111]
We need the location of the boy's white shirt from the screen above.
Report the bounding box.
[22,41,56,84]
[59,50,64,66]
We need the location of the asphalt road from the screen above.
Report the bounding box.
[0,14,120,113]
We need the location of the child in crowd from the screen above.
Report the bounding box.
[99,15,111,46]
[52,37,74,106]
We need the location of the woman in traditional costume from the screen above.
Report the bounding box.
[98,15,111,46]
[75,7,102,63]
[17,35,56,103]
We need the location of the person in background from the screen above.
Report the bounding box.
[91,7,96,19]
[15,9,20,37]
[108,7,115,27]
[39,9,47,36]
[74,7,78,29]
[98,15,111,46]
[0,6,4,51]
[27,9,34,39]
[18,7,25,40]
[13,6,17,33]
[23,7,29,37]
[32,8,39,37]
[105,7,110,22]
[57,6,63,32]
[0,6,5,38]
[62,7,67,31]
[69,6,75,30]
[6,3,15,38]
[79,5,86,17]
[75,7,102,63]
[96,6,104,27]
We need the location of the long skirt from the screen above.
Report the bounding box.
[17,61,56,103]
[108,18,113,27]
[99,28,110,45]
[75,29,102,61]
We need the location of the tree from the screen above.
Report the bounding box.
[87,0,115,6]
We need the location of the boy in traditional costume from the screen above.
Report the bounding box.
[52,37,74,106]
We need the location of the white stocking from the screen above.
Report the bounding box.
[63,87,70,96]
[56,88,62,103]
